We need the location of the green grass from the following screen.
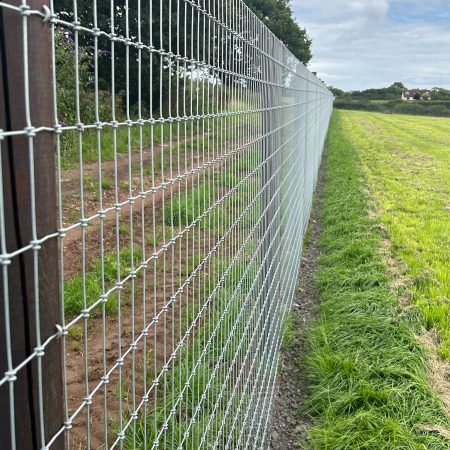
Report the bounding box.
[64,248,142,315]
[164,151,259,229]
[337,110,450,357]
[59,112,257,169]
[123,256,259,449]
[59,118,227,169]
[64,134,259,319]
[282,313,297,350]
[302,111,450,449]
[121,143,261,447]
[61,123,167,168]
[165,184,211,227]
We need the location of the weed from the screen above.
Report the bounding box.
[123,256,254,448]
[102,176,114,190]
[120,181,130,191]
[302,224,313,249]
[60,123,174,169]
[119,222,130,235]
[165,185,210,227]
[83,176,98,192]
[68,324,84,341]
[282,313,297,350]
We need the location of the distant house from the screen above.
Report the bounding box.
[402,89,431,101]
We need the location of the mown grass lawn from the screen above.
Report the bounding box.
[303,110,450,449]
[338,110,450,357]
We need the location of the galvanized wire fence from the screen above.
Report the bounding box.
[0,0,332,448]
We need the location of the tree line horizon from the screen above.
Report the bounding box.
[329,82,450,101]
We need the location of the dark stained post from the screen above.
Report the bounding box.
[0,1,63,449]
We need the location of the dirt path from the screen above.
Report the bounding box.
[268,158,326,449]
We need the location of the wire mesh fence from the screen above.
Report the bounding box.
[0,0,332,448]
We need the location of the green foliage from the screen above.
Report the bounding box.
[243,0,312,64]
[328,86,347,97]
[164,151,258,230]
[55,28,126,163]
[55,1,292,119]
[55,29,119,126]
[328,81,450,104]
[392,81,406,90]
[303,111,450,449]
[334,99,450,118]
[56,1,172,116]
[332,82,407,101]
[165,185,210,227]
[431,87,450,101]
[282,313,297,350]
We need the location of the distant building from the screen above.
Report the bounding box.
[402,89,432,101]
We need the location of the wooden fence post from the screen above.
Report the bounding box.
[0,1,63,449]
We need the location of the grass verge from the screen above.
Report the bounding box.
[302,111,450,449]
[338,110,450,357]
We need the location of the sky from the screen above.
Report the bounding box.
[292,0,450,91]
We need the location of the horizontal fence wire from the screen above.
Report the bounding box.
[0,0,333,448]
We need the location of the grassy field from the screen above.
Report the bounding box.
[338,110,450,357]
[302,111,450,448]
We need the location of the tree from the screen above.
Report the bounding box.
[54,1,312,117]
[243,0,312,64]
[55,0,182,116]
[431,87,450,100]
[328,86,347,97]
[345,82,406,101]
[392,82,405,90]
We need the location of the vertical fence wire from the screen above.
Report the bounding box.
[0,0,333,448]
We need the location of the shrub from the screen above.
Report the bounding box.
[55,29,123,161]
[334,98,450,118]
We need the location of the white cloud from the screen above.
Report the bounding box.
[292,0,388,22]
[292,0,450,90]
[348,0,389,18]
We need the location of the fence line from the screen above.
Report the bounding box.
[0,0,332,448]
